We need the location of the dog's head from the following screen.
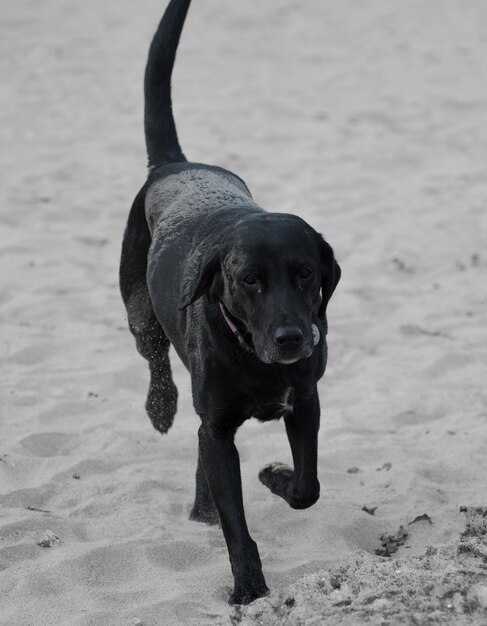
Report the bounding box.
[180,213,340,365]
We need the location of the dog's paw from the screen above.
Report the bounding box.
[229,577,269,605]
[258,462,293,498]
[145,381,177,434]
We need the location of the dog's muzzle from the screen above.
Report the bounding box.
[219,301,320,364]
[268,322,320,365]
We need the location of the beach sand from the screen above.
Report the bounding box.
[1,0,487,624]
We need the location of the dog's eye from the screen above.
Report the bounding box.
[298,267,312,280]
[242,274,257,286]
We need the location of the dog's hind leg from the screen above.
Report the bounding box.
[120,189,178,434]
[128,286,178,434]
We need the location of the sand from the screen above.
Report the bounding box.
[1,0,487,624]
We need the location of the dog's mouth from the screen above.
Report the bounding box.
[274,344,314,365]
[276,356,301,365]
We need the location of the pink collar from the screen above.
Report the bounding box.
[219,301,254,352]
[219,301,239,335]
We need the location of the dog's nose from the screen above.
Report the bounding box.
[274,326,304,348]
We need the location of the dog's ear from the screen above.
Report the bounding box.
[179,247,222,310]
[318,237,341,319]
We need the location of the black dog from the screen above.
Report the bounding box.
[120,0,341,605]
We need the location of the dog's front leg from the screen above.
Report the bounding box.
[259,389,320,509]
[198,421,269,604]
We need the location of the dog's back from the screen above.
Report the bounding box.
[145,163,256,239]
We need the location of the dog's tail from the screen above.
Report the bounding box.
[144,0,192,168]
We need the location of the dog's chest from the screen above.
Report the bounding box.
[252,387,294,422]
